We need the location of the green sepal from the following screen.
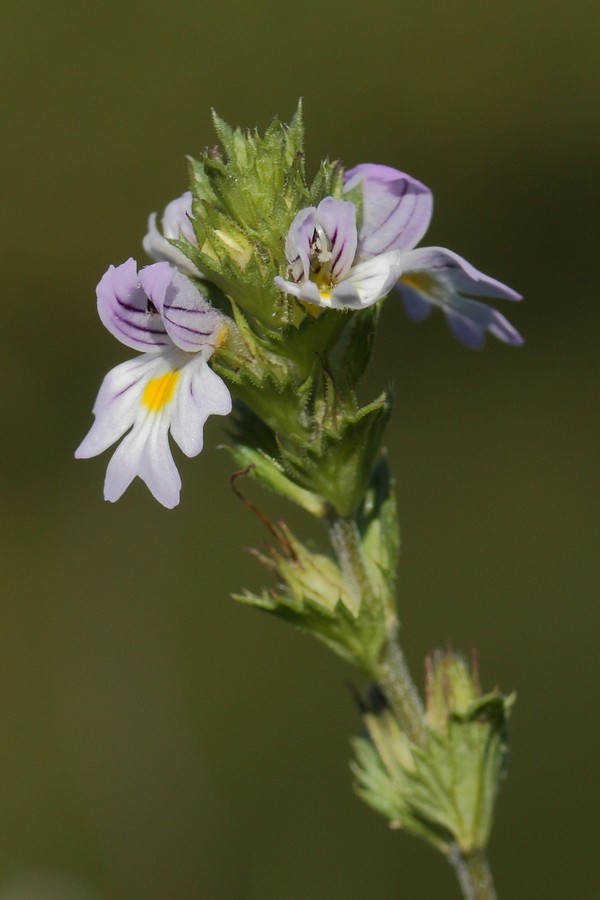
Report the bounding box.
[206,106,307,249]
[211,302,316,439]
[217,359,314,441]
[271,308,351,380]
[327,303,382,391]
[307,156,344,205]
[271,303,380,389]
[234,522,388,669]
[352,654,514,855]
[187,155,220,207]
[215,310,392,518]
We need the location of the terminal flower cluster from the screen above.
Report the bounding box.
[77,114,522,508]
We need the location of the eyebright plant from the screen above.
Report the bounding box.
[77,104,520,900]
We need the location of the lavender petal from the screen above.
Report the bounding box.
[344,163,433,258]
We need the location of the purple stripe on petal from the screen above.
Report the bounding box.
[316,198,358,280]
[97,259,169,352]
[109,317,168,348]
[162,310,214,338]
[285,207,316,281]
[140,263,225,352]
[344,163,433,258]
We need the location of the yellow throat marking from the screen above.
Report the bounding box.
[313,268,333,307]
[142,370,180,412]
[401,271,437,293]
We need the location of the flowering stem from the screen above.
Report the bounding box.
[328,512,500,900]
[450,848,497,900]
[326,513,372,609]
[375,633,427,745]
[326,512,426,745]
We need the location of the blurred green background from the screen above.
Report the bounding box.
[2,0,598,897]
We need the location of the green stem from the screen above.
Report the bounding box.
[327,514,499,900]
[327,513,426,745]
[376,632,426,745]
[450,848,498,900]
[326,513,371,609]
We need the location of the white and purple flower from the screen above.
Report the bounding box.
[75,258,231,508]
[274,197,404,310]
[275,164,522,348]
[143,191,200,277]
[344,163,523,348]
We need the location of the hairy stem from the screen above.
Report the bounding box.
[327,512,426,744]
[327,513,371,609]
[376,632,427,745]
[450,848,498,900]
[328,512,500,899]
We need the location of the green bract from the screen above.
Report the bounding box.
[352,652,514,856]
[234,462,400,671]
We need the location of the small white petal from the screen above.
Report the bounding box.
[284,207,316,282]
[142,212,201,277]
[170,357,232,457]
[104,413,182,508]
[339,251,404,308]
[161,192,196,243]
[75,355,160,458]
[275,276,332,308]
